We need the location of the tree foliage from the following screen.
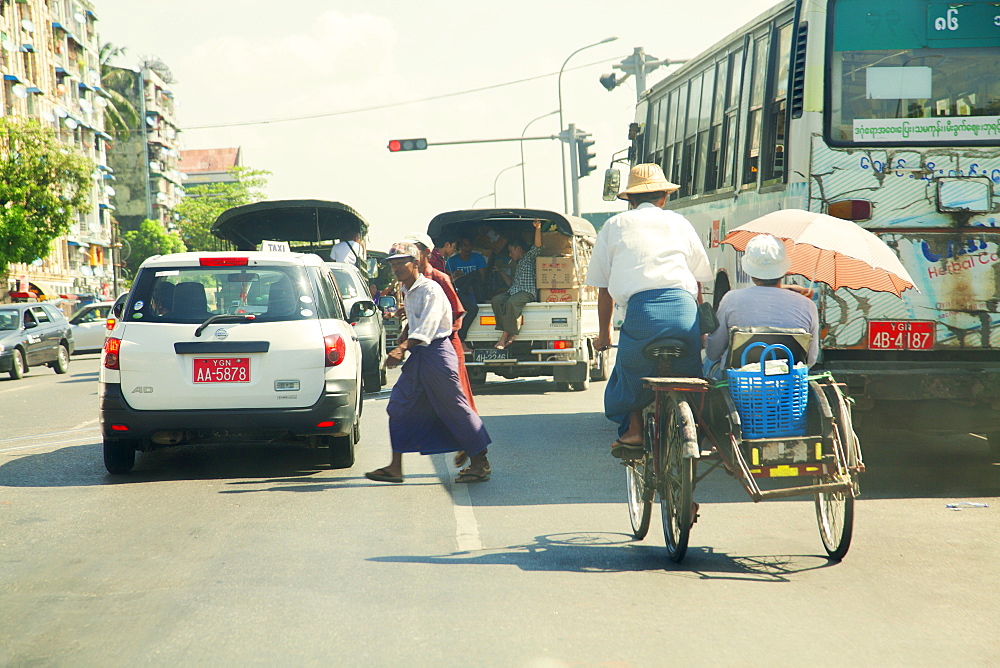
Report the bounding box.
[0,118,94,271]
[174,167,271,252]
[122,219,186,277]
[99,43,140,141]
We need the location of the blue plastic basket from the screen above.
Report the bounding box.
[726,343,808,439]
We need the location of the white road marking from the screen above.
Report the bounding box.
[1,436,97,454]
[449,476,483,552]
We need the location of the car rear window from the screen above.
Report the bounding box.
[127,265,332,323]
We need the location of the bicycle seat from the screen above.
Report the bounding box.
[643,337,688,360]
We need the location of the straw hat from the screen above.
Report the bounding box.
[741,234,791,280]
[617,163,680,200]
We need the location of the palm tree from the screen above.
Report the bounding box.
[98,43,140,140]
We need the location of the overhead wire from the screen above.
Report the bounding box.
[181,56,622,131]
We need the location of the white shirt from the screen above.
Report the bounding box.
[401,274,453,346]
[329,240,365,266]
[586,203,712,304]
[705,285,821,366]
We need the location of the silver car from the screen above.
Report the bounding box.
[68,301,115,353]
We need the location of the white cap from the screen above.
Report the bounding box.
[401,233,434,251]
[741,234,791,280]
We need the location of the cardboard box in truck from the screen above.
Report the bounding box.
[536,256,581,288]
[540,287,597,302]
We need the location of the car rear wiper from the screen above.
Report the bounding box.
[194,314,257,338]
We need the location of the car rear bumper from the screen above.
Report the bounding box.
[99,379,358,442]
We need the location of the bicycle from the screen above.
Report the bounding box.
[625,329,864,563]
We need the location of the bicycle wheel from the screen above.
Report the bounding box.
[626,409,656,539]
[659,396,697,563]
[814,381,857,560]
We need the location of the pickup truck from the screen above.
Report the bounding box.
[427,208,610,391]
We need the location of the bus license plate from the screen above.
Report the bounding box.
[193,357,251,383]
[473,348,512,362]
[867,321,935,350]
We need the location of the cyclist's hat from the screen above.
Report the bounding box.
[741,234,791,280]
[618,163,680,200]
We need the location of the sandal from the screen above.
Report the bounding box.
[610,439,645,460]
[365,467,403,483]
[454,451,468,468]
[455,470,490,483]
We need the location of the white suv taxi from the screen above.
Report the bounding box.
[99,251,372,474]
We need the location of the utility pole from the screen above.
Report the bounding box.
[601,47,686,103]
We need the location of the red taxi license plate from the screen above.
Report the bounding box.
[193,358,251,383]
[867,321,935,350]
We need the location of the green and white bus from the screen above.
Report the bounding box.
[620,0,1000,446]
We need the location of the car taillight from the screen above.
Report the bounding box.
[105,317,116,330]
[199,257,249,266]
[552,340,572,349]
[324,334,346,367]
[103,337,121,370]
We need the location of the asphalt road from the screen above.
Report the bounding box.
[1,354,998,666]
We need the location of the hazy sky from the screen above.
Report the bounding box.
[95,0,778,249]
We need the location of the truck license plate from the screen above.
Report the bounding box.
[867,321,935,350]
[473,348,512,362]
[193,357,251,383]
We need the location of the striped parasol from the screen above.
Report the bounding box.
[721,209,917,297]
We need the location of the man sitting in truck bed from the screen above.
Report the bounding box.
[490,220,542,349]
[446,236,489,344]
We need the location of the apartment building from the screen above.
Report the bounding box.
[106,66,183,233]
[1,0,116,306]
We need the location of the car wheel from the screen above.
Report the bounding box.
[8,349,26,380]
[103,438,136,474]
[52,343,70,374]
[329,429,356,469]
[363,373,381,393]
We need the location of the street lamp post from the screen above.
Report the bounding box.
[520,110,558,207]
[558,36,618,213]
[493,163,524,207]
[472,193,495,208]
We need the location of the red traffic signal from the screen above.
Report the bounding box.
[388,138,428,152]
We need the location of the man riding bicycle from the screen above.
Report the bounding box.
[586,164,712,460]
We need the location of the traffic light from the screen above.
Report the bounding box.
[576,131,596,178]
[387,138,428,152]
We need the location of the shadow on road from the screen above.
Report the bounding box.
[369,530,836,579]
[0,441,352,487]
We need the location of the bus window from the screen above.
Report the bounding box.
[742,32,770,187]
[722,48,743,189]
[706,58,729,191]
[829,0,1000,144]
[696,67,715,194]
[647,99,661,162]
[762,22,793,184]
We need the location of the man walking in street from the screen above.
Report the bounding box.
[366,240,492,484]
[586,164,712,460]
[490,220,542,349]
